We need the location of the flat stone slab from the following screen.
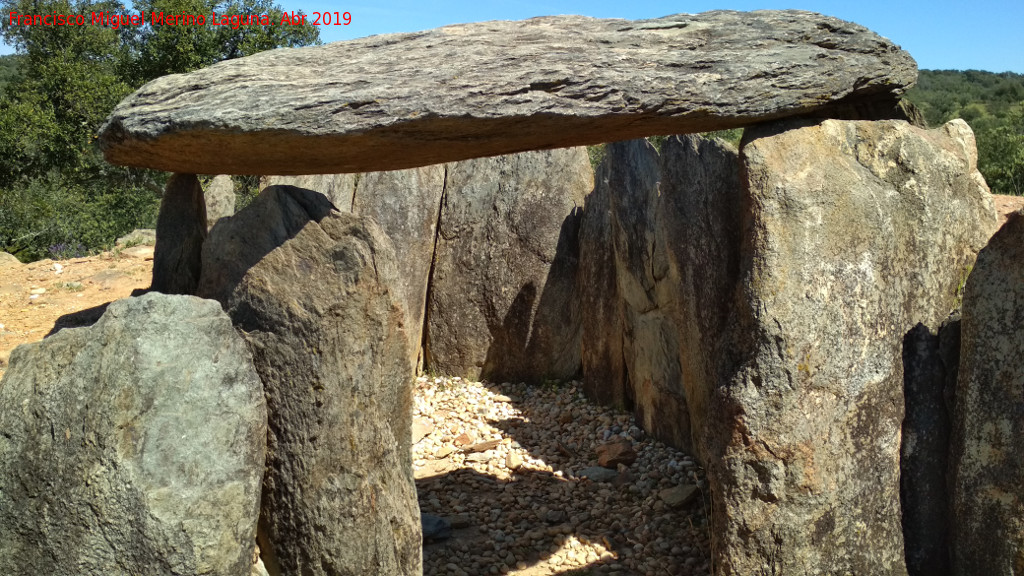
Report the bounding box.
[98,10,916,175]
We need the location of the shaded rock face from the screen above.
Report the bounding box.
[204,174,236,229]
[99,11,916,175]
[655,135,745,456]
[262,173,358,210]
[950,210,1024,575]
[692,119,995,575]
[0,293,266,576]
[265,167,445,370]
[900,314,960,576]
[196,185,421,576]
[152,173,206,294]
[427,147,591,383]
[579,136,742,452]
[352,166,445,370]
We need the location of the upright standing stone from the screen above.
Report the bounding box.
[580,137,726,451]
[950,210,1024,575]
[0,293,267,576]
[353,166,445,370]
[578,152,627,407]
[204,174,236,229]
[691,119,994,575]
[900,313,961,576]
[261,173,359,211]
[262,167,446,370]
[427,148,591,383]
[152,173,206,294]
[655,135,745,452]
[197,185,421,576]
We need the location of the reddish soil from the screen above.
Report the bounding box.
[994,194,1024,227]
[0,246,153,378]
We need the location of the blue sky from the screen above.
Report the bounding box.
[295,1,1023,73]
[2,1,1021,72]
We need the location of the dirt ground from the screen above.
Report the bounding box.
[0,245,153,378]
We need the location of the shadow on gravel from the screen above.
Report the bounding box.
[414,380,712,576]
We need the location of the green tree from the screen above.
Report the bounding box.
[977,110,1024,196]
[0,0,319,260]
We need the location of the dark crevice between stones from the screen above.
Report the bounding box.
[420,166,447,375]
[900,313,960,576]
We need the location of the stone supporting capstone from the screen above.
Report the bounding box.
[151,173,206,295]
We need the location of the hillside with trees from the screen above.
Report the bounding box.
[906,70,1024,197]
[0,0,318,261]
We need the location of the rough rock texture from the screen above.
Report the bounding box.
[578,135,742,453]
[352,166,445,370]
[152,173,206,294]
[0,293,266,576]
[0,251,21,267]
[196,185,421,576]
[205,175,236,229]
[99,10,916,175]
[262,173,358,210]
[950,210,1024,575]
[693,118,996,575]
[426,147,591,383]
[900,314,960,576]
[577,152,627,408]
[656,135,745,455]
[263,167,445,370]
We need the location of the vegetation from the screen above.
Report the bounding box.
[906,70,1024,196]
[0,0,318,261]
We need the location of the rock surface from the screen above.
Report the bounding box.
[264,167,444,369]
[353,166,446,369]
[900,315,960,576]
[152,173,206,294]
[579,135,743,453]
[695,119,995,575]
[99,10,916,175]
[204,174,236,229]
[262,173,358,210]
[426,147,591,383]
[950,210,1024,575]
[197,185,421,576]
[0,251,21,267]
[0,293,266,576]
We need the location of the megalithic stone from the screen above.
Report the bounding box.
[98,10,917,175]
[152,173,207,295]
[950,210,1024,575]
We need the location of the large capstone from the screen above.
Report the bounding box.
[196,185,421,576]
[0,293,267,576]
[949,210,1024,575]
[99,10,916,175]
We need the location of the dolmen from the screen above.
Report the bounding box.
[0,9,1014,576]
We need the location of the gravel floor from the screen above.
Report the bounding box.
[412,376,713,576]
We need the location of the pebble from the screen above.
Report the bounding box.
[413,376,711,576]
